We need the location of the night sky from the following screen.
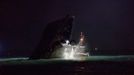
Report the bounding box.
[0,0,134,57]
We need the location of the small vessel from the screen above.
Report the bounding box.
[62,32,89,60]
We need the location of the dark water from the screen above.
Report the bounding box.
[1,56,134,75]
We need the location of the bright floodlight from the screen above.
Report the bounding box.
[65,40,69,45]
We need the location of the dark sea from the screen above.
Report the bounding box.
[1,56,134,75]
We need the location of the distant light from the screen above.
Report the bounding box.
[95,48,98,51]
